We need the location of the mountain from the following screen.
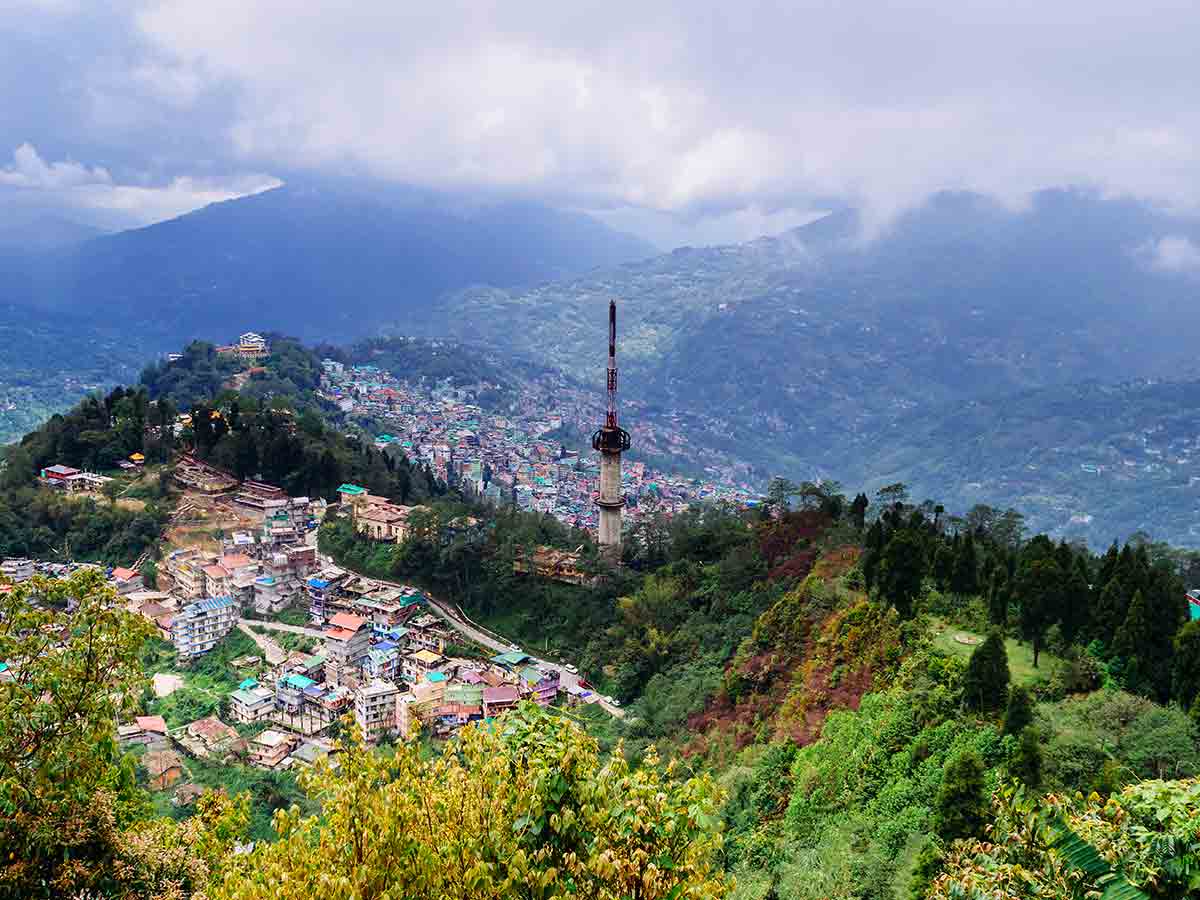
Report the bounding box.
[4,179,654,345]
[851,377,1200,545]
[418,190,1200,540]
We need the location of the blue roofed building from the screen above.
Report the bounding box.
[172,596,238,658]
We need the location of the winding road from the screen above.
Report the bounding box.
[314,550,625,718]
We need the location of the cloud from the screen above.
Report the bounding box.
[10,1,1200,241]
[1144,235,1200,273]
[0,144,280,230]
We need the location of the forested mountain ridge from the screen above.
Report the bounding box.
[3,179,655,345]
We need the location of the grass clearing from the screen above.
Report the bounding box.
[930,618,1062,685]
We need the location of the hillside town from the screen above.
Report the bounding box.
[317,358,761,533]
[4,457,610,791]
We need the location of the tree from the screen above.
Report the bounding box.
[962,633,1010,712]
[1015,557,1064,668]
[934,750,988,841]
[876,529,926,619]
[1059,558,1091,646]
[1172,621,1200,710]
[987,570,1009,627]
[1114,589,1153,691]
[1009,726,1043,789]
[211,704,730,900]
[1003,685,1034,736]
[950,535,979,596]
[0,570,155,896]
[849,492,869,530]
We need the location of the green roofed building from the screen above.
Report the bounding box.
[337,484,366,496]
[490,650,531,668]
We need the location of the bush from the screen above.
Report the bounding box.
[934,750,988,840]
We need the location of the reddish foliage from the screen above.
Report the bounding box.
[756,510,830,569]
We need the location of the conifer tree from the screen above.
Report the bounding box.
[932,543,954,591]
[876,529,926,619]
[1093,578,1129,646]
[987,570,1008,627]
[1114,589,1151,669]
[1009,726,1043,788]
[950,535,979,596]
[963,632,1010,712]
[1002,685,1034,736]
[934,750,988,841]
[1059,557,1091,645]
[1173,621,1200,710]
[1016,557,1064,668]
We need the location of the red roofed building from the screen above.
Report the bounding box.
[482,685,520,718]
[325,613,370,687]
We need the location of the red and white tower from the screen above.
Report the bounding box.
[592,300,631,558]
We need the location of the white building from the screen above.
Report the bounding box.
[173,596,238,658]
[354,680,400,743]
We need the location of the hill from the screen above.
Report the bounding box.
[5,179,653,345]
[422,189,1200,542]
[850,377,1200,546]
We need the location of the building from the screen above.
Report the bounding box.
[229,681,275,723]
[144,749,185,790]
[354,680,401,743]
[40,463,80,485]
[185,716,239,754]
[248,729,297,769]
[482,685,521,718]
[513,546,588,585]
[1,558,34,582]
[109,567,143,595]
[173,596,238,658]
[324,612,371,687]
[276,672,317,713]
[401,648,444,683]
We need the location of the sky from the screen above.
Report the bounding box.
[3,0,1200,247]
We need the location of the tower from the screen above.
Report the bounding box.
[592,300,630,559]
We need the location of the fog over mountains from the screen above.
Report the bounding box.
[4,183,1200,542]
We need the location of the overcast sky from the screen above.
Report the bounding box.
[3,0,1200,246]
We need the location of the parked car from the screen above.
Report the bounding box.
[565,663,578,674]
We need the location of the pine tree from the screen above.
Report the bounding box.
[876,529,927,619]
[1059,558,1091,646]
[1114,589,1151,663]
[963,632,1010,712]
[1002,685,1033,736]
[1093,578,1129,646]
[950,535,979,596]
[987,570,1009,627]
[1173,621,1200,710]
[1009,726,1043,789]
[932,543,954,591]
[1016,557,1064,668]
[935,750,988,841]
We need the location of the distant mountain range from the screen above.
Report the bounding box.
[0,178,655,344]
[5,184,1200,544]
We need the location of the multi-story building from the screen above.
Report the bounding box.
[324,612,371,687]
[173,596,238,658]
[229,681,275,723]
[248,729,296,769]
[165,549,209,600]
[354,680,400,743]
[401,649,444,683]
[1,558,34,582]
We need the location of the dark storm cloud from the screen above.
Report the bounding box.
[5,0,1200,240]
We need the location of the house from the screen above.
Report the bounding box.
[110,567,143,595]
[64,471,114,494]
[144,749,185,790]
[229,681,276,724]
[363,645,400,682]
[289,741,335,769]
[354,680,401,743]
[248,730,297,769]
[276,672,317,712]
[173,596,238,658]
[482,685,521,718]
[117,714,169,748]
[401,649,444,683]
[1,558,34,583]
[40,463,80,485]
[513,546,588,585]
[185,716,238,753]
[173,783,207,807]
[324,612,370,687]
[518,666,560,707]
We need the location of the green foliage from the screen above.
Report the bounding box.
[876,529,926,619]
[1009,726,1043,788]
[0,571,155,897]
[934,750,988,841]
[1002,685,1034,736]
[962,633,1010,712]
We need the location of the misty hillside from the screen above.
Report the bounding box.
[430,190,1200,460]
[2,179,655,343]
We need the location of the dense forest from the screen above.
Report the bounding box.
[319,476,1200,898]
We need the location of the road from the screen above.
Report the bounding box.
[314,550,625,718]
